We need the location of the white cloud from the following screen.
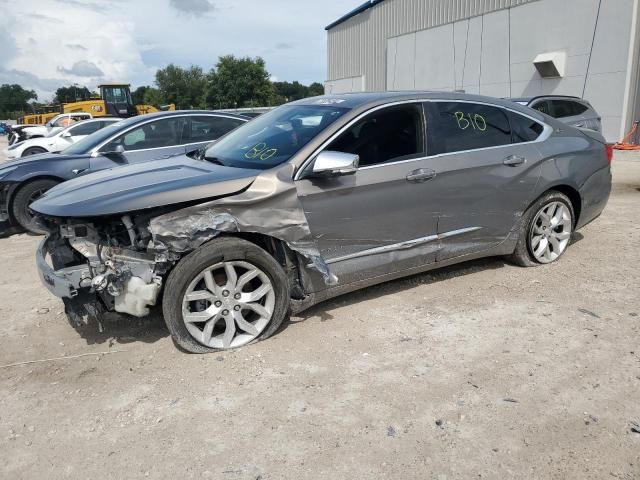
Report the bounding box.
[1,0,362,101]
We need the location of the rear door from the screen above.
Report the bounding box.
[296,102,440,287]
[422,100,545,261]
[182,115,246,153]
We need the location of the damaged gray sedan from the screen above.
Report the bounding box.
[31,92,612,353]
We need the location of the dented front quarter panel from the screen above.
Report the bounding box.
[148,162,338,286]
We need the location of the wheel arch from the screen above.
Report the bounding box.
[545,184,582,226]
[209,232,307,300]
[7,176,65,222]
[21,145,49,157]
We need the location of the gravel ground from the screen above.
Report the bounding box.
[0,135,639,479]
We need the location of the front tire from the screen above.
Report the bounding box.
[11,179,59,234]
[509,190,574,267]
[22,147,48,157]
[162,237,290,353]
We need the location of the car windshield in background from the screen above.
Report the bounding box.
[203,105,348,169]
[61,121,125,155]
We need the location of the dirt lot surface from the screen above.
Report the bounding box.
[0,136,639,479]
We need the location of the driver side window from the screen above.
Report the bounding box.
[326,103,425,167]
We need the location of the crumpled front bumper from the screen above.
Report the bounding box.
[36,235,91,298]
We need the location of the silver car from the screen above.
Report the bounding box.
[511,95,602,132]
[32,92,612,353]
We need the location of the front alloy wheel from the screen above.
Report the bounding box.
[162,237,290,353]
[182,261,275,349]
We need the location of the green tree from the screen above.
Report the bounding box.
[307,82,325,97]
[205,55,275,109]
[272,80,325,105]
[143,87,167,106]
[273,80,308,103]
[131,85,150,105]
[0,84,38,118]
[54,85,92,104]
[154,64,207,109]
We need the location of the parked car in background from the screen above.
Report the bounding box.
[31,92,612,353]
[8,113,93,145]
[0,110,248,233]
[0,123,8,135]
[6,118,121,159]
[510,95,602,132]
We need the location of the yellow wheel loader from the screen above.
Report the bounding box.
[21,83,175,124]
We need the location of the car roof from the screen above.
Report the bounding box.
[106,110,250,129]
[290,91,546,118]
[508,95,584,103]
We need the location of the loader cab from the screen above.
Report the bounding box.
[99,83,137,118]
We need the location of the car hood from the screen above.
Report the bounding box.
[31,155,261,218]
[0,152,88,170]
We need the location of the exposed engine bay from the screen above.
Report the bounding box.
[37,207,318,329]
[39,214,172,327]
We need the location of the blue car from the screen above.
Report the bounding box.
[0,111,248,233]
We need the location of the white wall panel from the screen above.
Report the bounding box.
[328,0,638,140]
[479,9,510,94]
[414,25,455,90]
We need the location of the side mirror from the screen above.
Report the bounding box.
[61,131,72,139]
[101,144,126,161]
[310,151,359,177]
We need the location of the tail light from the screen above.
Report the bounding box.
[605,144,613,165]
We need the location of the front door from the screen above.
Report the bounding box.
[296,102,440,287]
[90,116,188,170]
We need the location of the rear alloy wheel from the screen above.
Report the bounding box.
[508,191,574,267]
[162,237,290,353]
[22,147,47,157]
[528,201,572,263]
[11,179,59,234]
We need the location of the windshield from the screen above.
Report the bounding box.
[61,121,126,155]
[203,105,348,169]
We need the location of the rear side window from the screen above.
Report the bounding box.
[68,121,102,136]
[187,116,244,143]
[509,112,544,143]
[550,100,588,118]
[327,103,425,167]
[531,100,552,115]
[427,102,511,155]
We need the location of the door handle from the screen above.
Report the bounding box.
[406,168,436,183]
[503,155,526,167]
[71,168,87,175]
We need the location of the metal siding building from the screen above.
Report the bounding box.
[326,0,640,141]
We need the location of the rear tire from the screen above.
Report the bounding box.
[11,179,59,234]
[162,237,290,353]
[509,190,574,267]
[22,147,48,157]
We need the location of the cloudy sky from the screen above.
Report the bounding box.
[0,0,361,101]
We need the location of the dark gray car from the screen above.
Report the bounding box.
[0,111,248,234]
[31,92,612,353]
